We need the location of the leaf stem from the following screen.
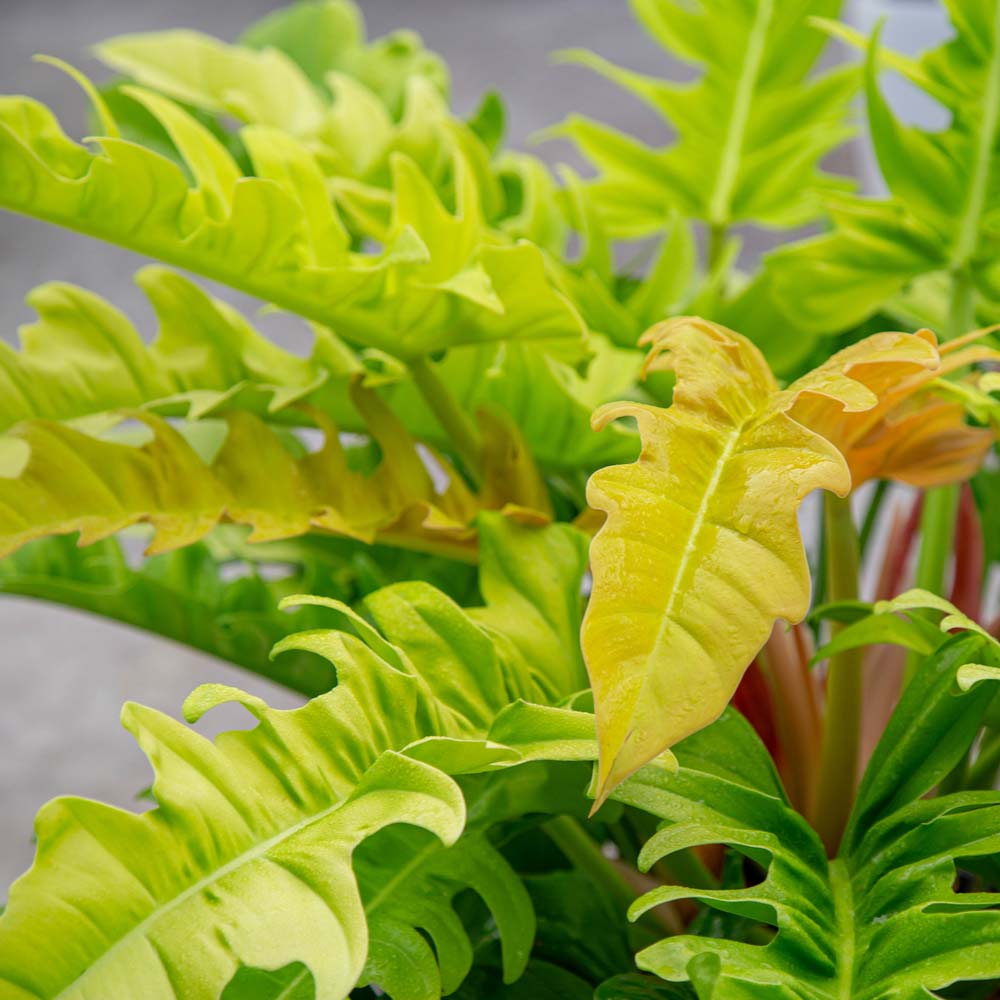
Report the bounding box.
[543,816,635,912]
[543,815,683,935]
[858,479,890,556]
[407,356,483,485]
[903,484,960,684]
[707,223,728,273]
[947,265,976,341]
[812,492,864,856]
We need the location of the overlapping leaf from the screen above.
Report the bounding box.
[0,267,331,433]
[546,0,855,237]
[0,531,481,695]
[0,266,636,474]
[0,516,596,1000]
[582,318,951,801]
[93,3,575,260]
[0,78,583,358]
[742,1,1000,339]
[95,4,454,186]
[0,375,553,561]
[787,326,1000,487]
[238,0,449,115]
[620,629,1000,998]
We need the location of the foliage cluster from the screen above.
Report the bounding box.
[0,2,999,997]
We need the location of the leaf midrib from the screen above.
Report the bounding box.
[828,859,857,1000]
[948,0,1000,271]
[52,794,352,999]
[707,0,775,225]
[656,423,742,648]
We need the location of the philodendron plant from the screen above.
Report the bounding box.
[1,0,1000,996]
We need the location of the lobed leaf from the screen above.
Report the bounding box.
[622,632,1000,997]
[0,380,552,561]
[546,0,855,237]
[0,267,636,476]
[0,517,596,999]
[742,2,1000,339]
[786,326,1000,487]
[0,82,583,358]
[582,318,949,801]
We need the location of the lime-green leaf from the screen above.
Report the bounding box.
[747,2,1000,339]
[547,0,855,236]
[875,586,996,640]
[0,268,327,433]
[239,0,449,113]
[0,517,595,999]
[0,381,553,561]
[0,87,583,358]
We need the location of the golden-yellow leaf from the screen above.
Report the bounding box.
[0,384,550,561]
[582,317,945,803]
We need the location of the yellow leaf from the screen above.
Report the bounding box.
[0,384,550,561]
[582,317,942,804]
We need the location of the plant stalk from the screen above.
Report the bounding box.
[858,479,890,556]
[543,816,636,912]
[543,815,684,936]
[707,223,727,272]
[903,484,960,684]
[812,492,864,856]
[407,355,483,485]
[947,265,976,341]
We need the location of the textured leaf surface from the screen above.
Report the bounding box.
[0,377,552,561]
[548,0,854,236]
[0,268,635,474]
[582,318,945,800]
[621,632,1000,997]
[0,517,594,1000]
[744,1,1000,337]
[0,82,582,358]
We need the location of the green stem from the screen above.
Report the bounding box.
[858,480,889,556]
[903,484,960,684]
[707,223,728,272]
[812,493,828,612]
[407,355,482,485]
[543,816,682,937]
[947,265,976,341]
[542,816,636,913]
[812,492,864,856]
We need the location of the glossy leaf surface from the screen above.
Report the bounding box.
[582,318,947,800]
[623,633,1000,997]
[0,517,594,999]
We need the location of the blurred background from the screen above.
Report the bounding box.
[0,0,947,889]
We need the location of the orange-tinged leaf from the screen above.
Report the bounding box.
[582,317,947,804]
[788,326,1000,488]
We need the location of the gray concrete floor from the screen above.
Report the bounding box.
[0,0,860,893]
